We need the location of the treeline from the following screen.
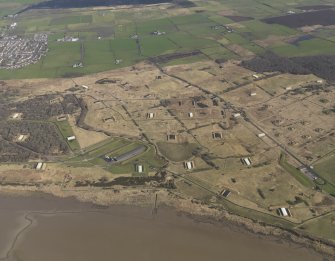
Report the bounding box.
[0,121,69,160]
[241,52,335,81]
[15,94,80,120]
[0,140,33,162]
[0,94,81,120]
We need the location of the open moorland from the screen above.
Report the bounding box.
[0,59,334,249]
[0,0,334,255]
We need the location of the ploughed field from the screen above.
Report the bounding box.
[262,10,335,28]
[20,0,175,12]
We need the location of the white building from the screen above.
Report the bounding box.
[188,112,194,118]
[12,113,20,119]
[250,92,257,96]
[233,113,241,118]
[36,162,44,170]
[278,207,291,217]
[136,164,143,173]
[184,161,194,170]
[258,133,266,138]
[147,112,155,119]
[241,157,251,166]
[67,136,76,141]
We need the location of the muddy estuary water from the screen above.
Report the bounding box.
[0,193,329,261]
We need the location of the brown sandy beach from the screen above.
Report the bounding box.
[0,192,330,261]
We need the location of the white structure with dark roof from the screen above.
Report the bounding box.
[278,207,291,217]
[147,112,155,119]
[241,157,251,166]
[36,162,45,170]
[136,164,143,173]
[184,161,194,170]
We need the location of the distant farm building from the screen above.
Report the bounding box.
[57,36,79,42]
[184,161,194,170]
[73,62,83,68]
[188,112,194,118]
[250,92,257,96]
[257,133,266,138]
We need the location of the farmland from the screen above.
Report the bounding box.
[0,0,334,78]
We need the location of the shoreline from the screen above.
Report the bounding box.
[0,187,334,259]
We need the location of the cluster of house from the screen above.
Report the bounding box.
[0,33,48,69]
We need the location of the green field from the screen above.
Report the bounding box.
[272,39,335,57]
[53,120,81,151]
[66,139,165,174]
[279,153,314,188]
[299,212,335,241]
[0,0,333,79]
[50,15,92,26]
[314,155,335,185]
[157,142,198,162]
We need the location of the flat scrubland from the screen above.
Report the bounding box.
[0,59,334,242]
[0,0,335,248]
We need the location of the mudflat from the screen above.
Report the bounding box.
[0,193,326,261]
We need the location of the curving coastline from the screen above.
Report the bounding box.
[0,189,334,260]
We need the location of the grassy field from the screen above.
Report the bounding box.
[314,155,335,185]
[53,120,81,151]
[66,138,165,174]
[279,153,314,188]
[157,142,198,162]
[299,212,335,241]
[272,39,335,57]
